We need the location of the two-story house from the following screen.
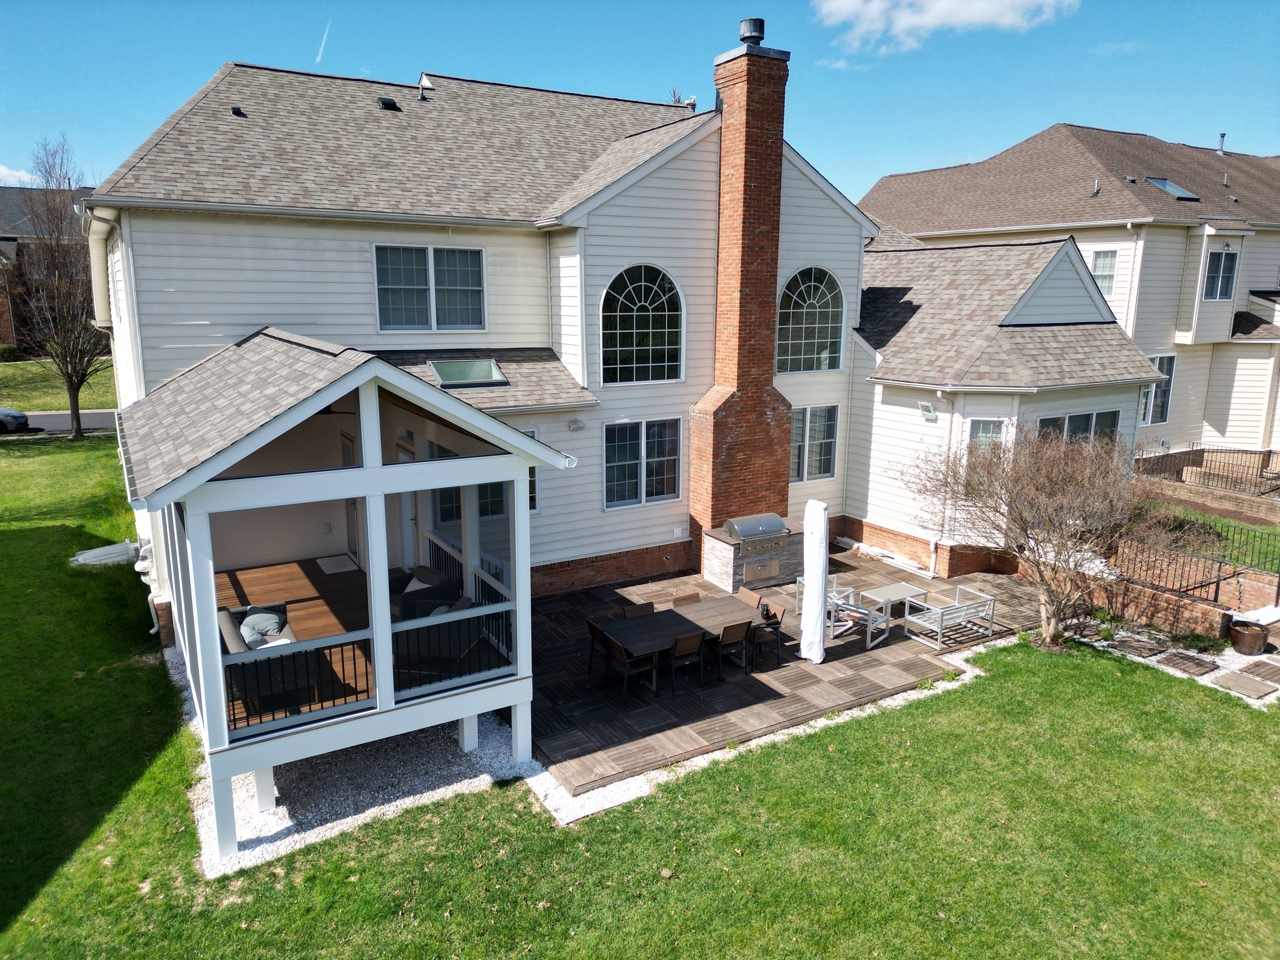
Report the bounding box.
[860,124,1280,454]
[82,22,1159,859]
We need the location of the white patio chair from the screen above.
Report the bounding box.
[829,597,892,647]
[903,586,996,650]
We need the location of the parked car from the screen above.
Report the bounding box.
[0,407,30,433]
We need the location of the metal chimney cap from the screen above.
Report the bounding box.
[740,18,765,45]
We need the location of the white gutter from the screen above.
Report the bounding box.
[85,196,538,232]
[865,374,1165,393]
[912,217,1199,239]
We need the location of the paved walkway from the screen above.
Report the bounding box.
[23,409,116,431]
[530,554,1041,796]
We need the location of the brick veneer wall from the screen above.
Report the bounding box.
[834,517,1017,579]
[155,599,175,648]
[688,49,793,563]
[531,540,696,597]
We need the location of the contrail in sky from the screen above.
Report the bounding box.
[315,20,331,64]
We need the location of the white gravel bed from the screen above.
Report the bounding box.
[1065,619,1280,710]
[525,638,1017,823]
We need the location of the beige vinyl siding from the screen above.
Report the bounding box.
[107,237,144,407]
[863,384,953,538]
[1202,343,1274,447]
[840,342,877,521]
[1191,237,1240,343]
[126,212,549,391]
[527,130,720,565]
[1128,226,1189,353]
[775,153,868,518]
[548,228,584,386]
[1136,343,1212,450]
[1239,230,1280,302]
[1003,252,1110,324]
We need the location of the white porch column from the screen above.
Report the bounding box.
[511,475,533,762]
[359,380,396,710]
[253,767,276,812]
[211,776,238,859]
[460,484,481,600]
[457,715,478,752]
[185,506,228,751]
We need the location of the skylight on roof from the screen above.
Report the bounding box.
[431,359,507,388]
[1146,178,1199,201]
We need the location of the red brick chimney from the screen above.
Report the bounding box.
[689,19,792,560]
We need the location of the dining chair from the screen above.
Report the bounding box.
[750,606,786,668]
[705,620,752,681]
[605,636,658,706]
[624,601,655,619]
[586,619,612,675]
[736,586,763,609]
[667,630,708,690]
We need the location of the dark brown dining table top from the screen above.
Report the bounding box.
[602,595,764,658]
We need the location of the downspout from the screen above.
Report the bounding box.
[76,202,118,331]
[931,389,959,576]
[545,231,553,355]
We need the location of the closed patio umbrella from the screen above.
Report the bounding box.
[799,499,828,664]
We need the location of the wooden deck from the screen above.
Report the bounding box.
[215,559,369,641]
[530,553,1042,796]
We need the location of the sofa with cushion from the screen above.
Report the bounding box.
[388,565,464,622]
[218,602,298,655]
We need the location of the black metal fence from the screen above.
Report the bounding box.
[224,637,374,732]
[392,608,514,698]
[1136,444,1280,498]
[1112,517,1280,607]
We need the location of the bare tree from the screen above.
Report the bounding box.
[668,85,684,105]
[908,425,1153,648]
[13,136,107,440]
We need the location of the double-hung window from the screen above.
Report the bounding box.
[435,482,506,525]
[1091,250,1117,297]
[375,245,485,330]
[521,430,539,513]
[968,419,1004,449]
[1203,250,1238,301]
[1139,356,1175,425]
[1039,410,1120,443]
[604,419,680,508]
[790,406,838,482]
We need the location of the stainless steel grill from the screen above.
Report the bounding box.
[723,513,788,556]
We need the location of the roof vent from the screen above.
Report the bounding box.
[1218,132,1226,156]
[1228,195,1239,203]
[378,97,401,111]
[739,17,765,45]
[1124,175,1137,183]
[685,95,697,112]
[230,106,247,118]
[418,72,434,100]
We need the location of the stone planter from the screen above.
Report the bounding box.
[1230,620,1269,656]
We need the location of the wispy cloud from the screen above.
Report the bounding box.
[814,0,1079,52]
[1090,39,1148,56]
[315,20,331,65]
[818,57,850,69]
[0,164,38,187]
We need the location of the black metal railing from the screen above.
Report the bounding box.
[1136,444,1280,498]
[1112,516,1280,606]
[224,637,374,732]
[392,608,514,698]
[426,536,464,582]
[473,569,510,607]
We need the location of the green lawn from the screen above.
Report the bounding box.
[1164,503,1280,574]
[3,440,1280,958]
[0,360,117,412]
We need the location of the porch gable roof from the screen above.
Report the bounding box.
[117,326,573,507]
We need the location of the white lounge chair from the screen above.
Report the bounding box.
[903,586,996,650]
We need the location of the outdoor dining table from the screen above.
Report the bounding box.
[601,595,766,690]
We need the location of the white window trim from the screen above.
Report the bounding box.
[1201,248,1238,302]
[775,264,846,376]
[1090,249,1118,298]
[371,243,488,333]
[597,263,686,388]
[790,404,840,483]
[1037,409,1122,442]
[966,418,1005,447]
[1139,355,1175,426]
[601,417,683,510]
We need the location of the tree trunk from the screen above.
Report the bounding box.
[1037,592,1063,649]
[66,377,83,441]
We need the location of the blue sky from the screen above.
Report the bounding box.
[1,0,1276,203]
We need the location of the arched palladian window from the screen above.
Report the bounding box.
[601,265,682,384]
[776,267,844,373]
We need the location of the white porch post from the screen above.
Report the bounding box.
[185,507,228,751]
[359,381,396,710]
[211,777,238,860]
[457,715,478,752]
[253,767,276,811]
[460,484,481,600]
[511,475,533,762]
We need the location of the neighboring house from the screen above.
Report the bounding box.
[860,123,1280,454]
[0,184,92,347]
[845,232,1161,573]
[81,22,1163,858]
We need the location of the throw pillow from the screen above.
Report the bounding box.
[450,596,473,613]
[412,566,447,587]
[240,607,285,650]
[404,577,431,594]
[431,604,452,618]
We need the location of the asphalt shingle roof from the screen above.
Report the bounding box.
[118,327,374,500]
[93,63,697,224]
[376,348,598,413]
[859,238,1162,390]
[864,213,925,251]
[860,123,1280,236]
[1232,311,1280,342]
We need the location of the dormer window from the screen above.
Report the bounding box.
[1203,250,1237,301]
